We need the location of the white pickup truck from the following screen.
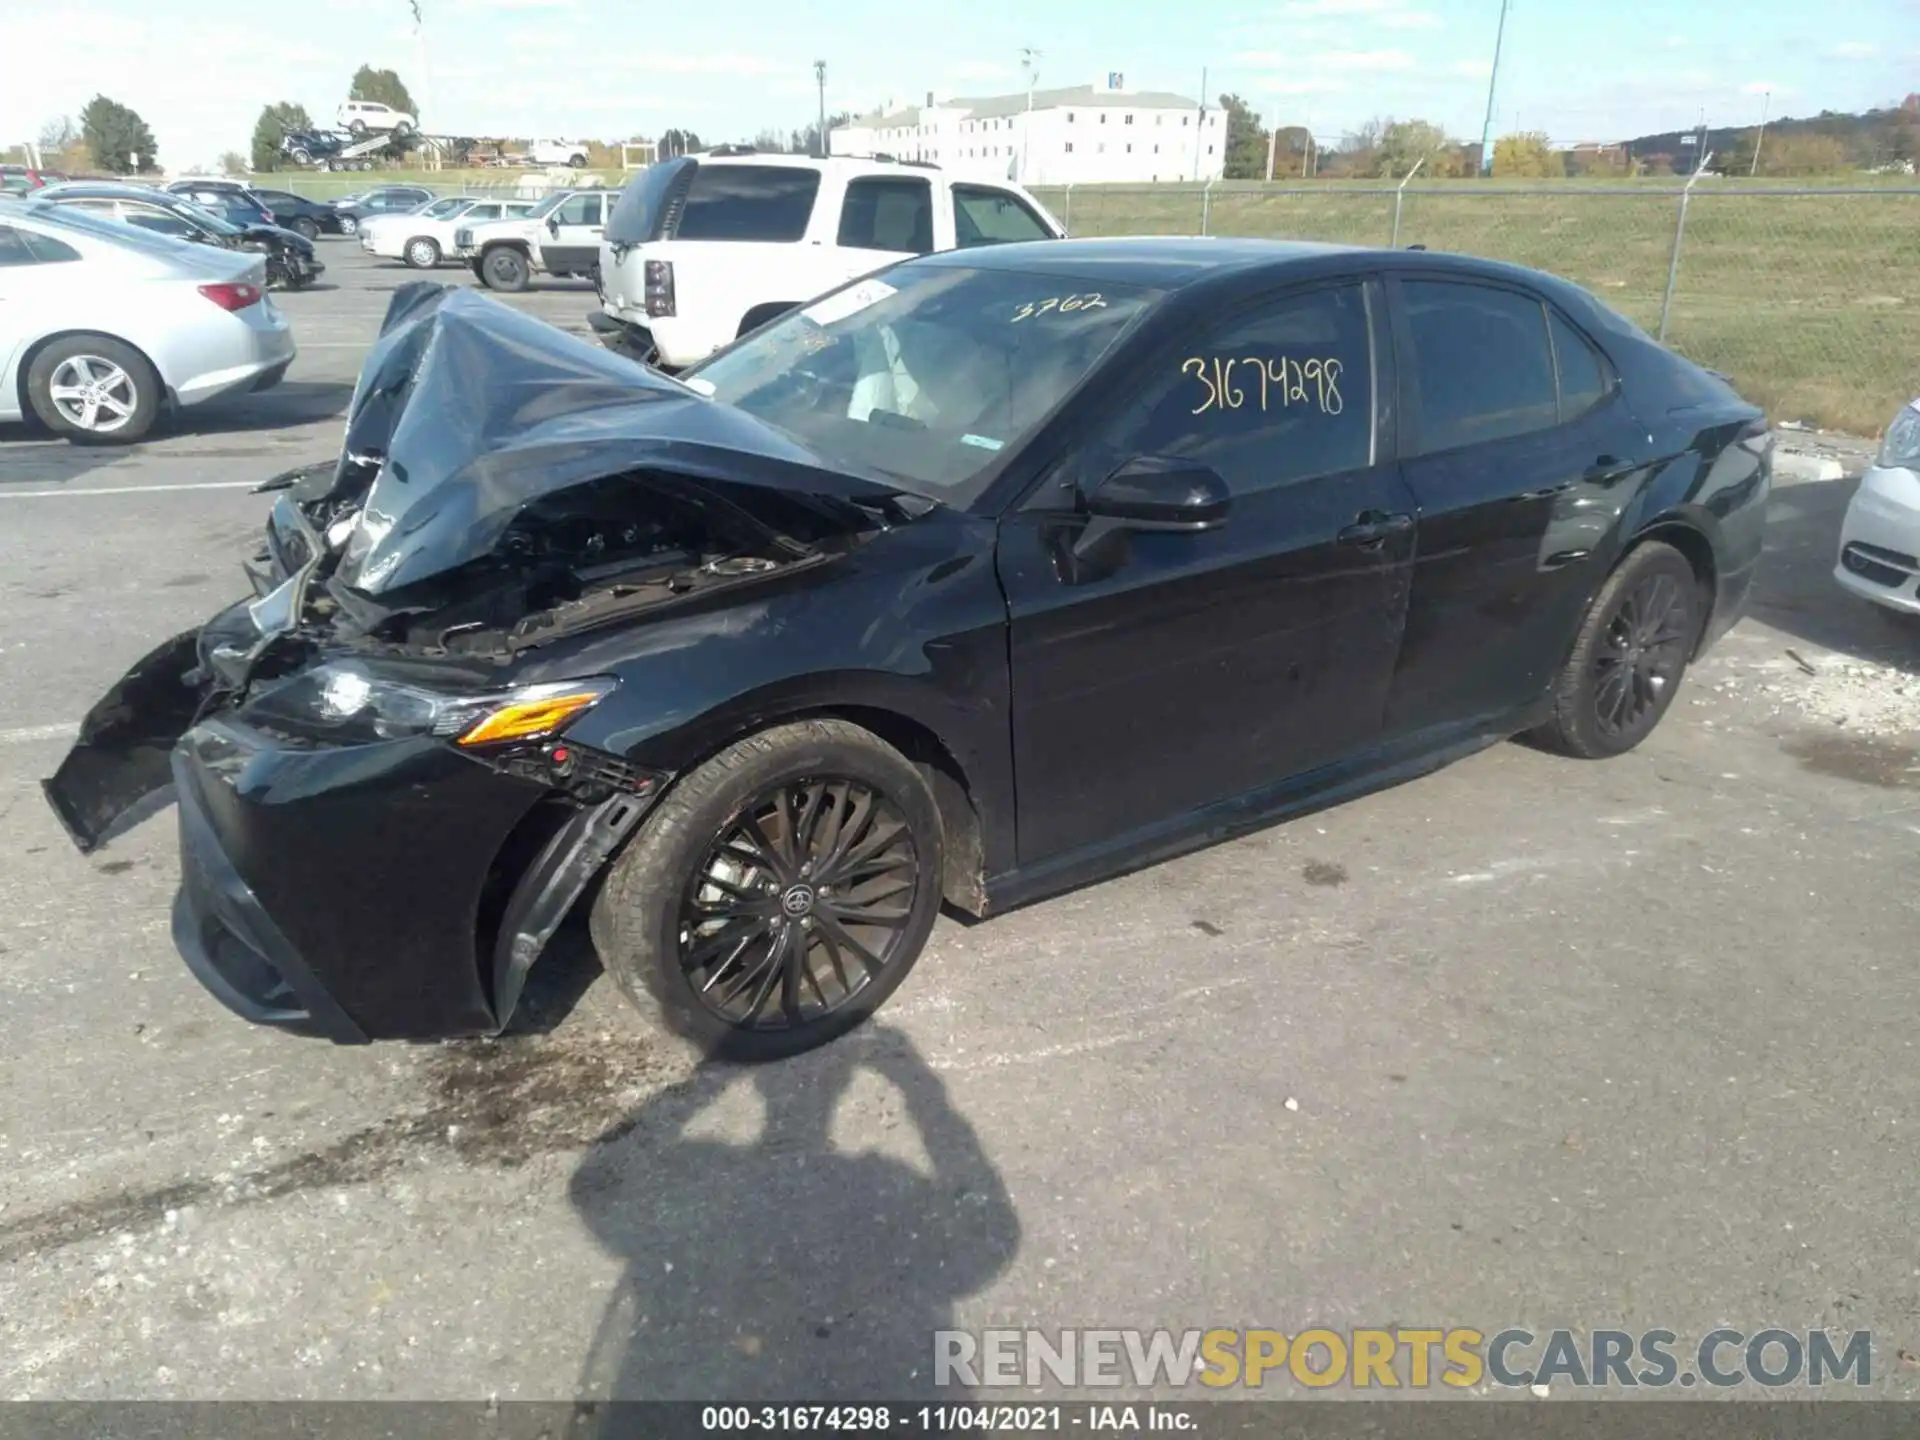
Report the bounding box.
[590,150,1063,370]
[453,187,618,291]
[527,139,590,168]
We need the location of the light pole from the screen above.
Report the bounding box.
[814,60,827,158]
[1475,0,1511,176]
[1750,89,1771,176]
[1019,47,1041,182]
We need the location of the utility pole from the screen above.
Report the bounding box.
[1020,46,1041,182]
[814,60,828,158]
[1750,89,1770,176]
[1475,0,1511,176]
[1266,101,1278,181]
[1192,66,1207,180]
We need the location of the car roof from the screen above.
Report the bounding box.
[914,235,1597,297]
[38,182,186,203]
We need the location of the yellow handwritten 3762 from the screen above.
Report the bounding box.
[1183,355,1344,416]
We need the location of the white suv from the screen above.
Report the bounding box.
[454,188,618,291]
[337,100,416,136]
[592,151,1063,370]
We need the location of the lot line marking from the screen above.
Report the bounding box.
[0,723,75,745]
[0,481,262,499]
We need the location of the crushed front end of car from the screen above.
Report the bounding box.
[43,282,904,1042]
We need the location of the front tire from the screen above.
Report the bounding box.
[590,719,945,1061]
[1530,541,1704,758]
[338,214,359,236]
[404,236,441,269]
[480,245,530,292]
[27,336,160,444]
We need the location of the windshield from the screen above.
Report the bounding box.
[526,191,570,219]
[686,263,1161,501]
[419,197,468,218]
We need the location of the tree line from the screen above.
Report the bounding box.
[1214,93,1920,181]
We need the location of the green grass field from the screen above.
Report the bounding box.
[1031,181,1920,435]
[266,167,1917,433]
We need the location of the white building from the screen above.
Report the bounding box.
[830,75,1226,186]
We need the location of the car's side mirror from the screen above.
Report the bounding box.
[1073,455,1230,560]
[546,217,560,234]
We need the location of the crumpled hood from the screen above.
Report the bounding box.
[314,283,908,595]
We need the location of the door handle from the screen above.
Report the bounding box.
[1337,510,1414,549]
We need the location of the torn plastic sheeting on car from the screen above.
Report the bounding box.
[306,282,917,598]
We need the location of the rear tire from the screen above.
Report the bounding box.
[404,236,441,269]
[26,335,160,444]
[590,720,945,1062]
[480,245,530,292]
[1529,541,1704,759]
[290,216,319,242]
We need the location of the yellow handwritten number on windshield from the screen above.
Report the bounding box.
[1182,356,1344,416]
[1012,293,1108,322]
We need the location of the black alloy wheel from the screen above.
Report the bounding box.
[290,216,319,242]
[1531,540,1702,758]
[1592,569,1692,740]
[591,719,945,1060]
[679,777,922,1031]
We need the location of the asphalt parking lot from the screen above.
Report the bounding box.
[2,243,1918,1401]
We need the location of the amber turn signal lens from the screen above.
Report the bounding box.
[456,691,605,747]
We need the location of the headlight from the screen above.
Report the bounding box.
[243,661,615,747]
[454,228,472,247]
[1880,402,1920,470]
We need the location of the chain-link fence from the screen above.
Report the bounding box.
[1029,182,1920,436]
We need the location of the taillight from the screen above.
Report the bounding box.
[644,259,675,318]
[199,282,262,311]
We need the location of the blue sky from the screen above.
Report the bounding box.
[4,0,1916,171]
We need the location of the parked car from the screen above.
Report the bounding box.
[44,239,1771,1057]
[1,164,70,196]
[35,183,323,290]
[243,189,343,241]
[593,152,1061,370]
[0,201,294,443]
[337,100,416,136]
[1834,396,1920,616]
[331,185,435,236]
[528,139,590,168]
[455,187,616,291]
[167,182,278,227]
[360,196,537,268]
[279,129,350,167]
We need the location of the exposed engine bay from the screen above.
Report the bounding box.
[248,460,852,664]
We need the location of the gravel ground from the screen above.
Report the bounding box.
[1,246,1917,1404]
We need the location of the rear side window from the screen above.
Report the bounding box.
[22,230,82,263]
[1401,279,1558,453]
[0,225,36,265]
[837,177,933,254]
[952,185,1052,247]
[1549,310,1610,420]
[675,165,821,242]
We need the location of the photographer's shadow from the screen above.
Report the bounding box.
[569,1025,1018,1401]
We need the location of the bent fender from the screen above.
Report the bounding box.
[43,629,210,853]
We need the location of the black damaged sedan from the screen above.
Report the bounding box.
[45,239,1771,1059]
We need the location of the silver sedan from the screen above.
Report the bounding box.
[0,199,297,443]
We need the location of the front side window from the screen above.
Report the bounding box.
[554,192,602,226]
[837,177,933,254]
[675,165,821,242]
[1401,279,1557,453]
[952,185,1051,247]
[1103,283,1374,495]
[688,264,1162,502]
[465,203,502,221]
